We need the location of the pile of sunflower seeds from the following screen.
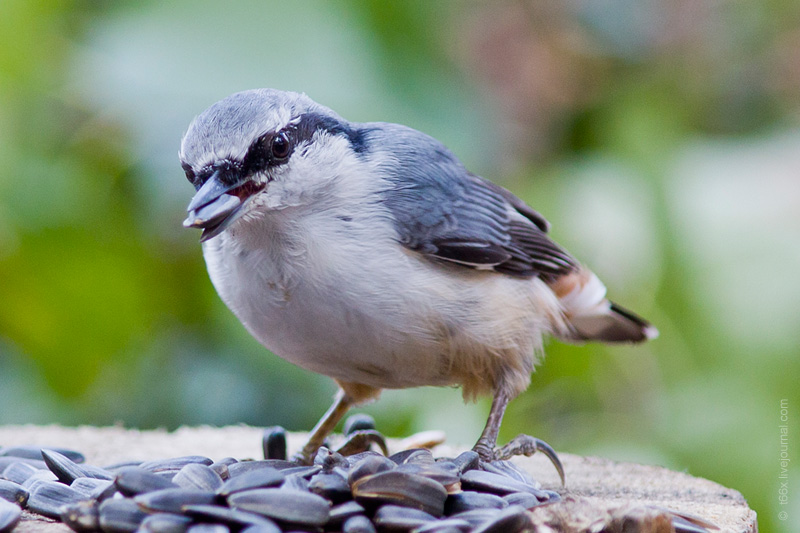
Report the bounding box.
[0,420,560,533]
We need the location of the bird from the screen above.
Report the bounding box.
[180,88,657,477]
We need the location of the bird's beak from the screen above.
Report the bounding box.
[183,170,265,242]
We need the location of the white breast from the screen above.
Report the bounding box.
[201,183,564,401]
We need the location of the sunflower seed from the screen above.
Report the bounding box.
[0,500,22,533]
[347,455,396,486]
[353,471,447,517]
[183,504,280,528]
[343,514,377,533]
[278,465,321,479]
[228,488,330,526]
[139,512,193,533]
[480,461,540,488]
[99,498,150,533]
[71,477,110,494]
[261,427,287,461]
[21,470,58,491]
[186,524,229,533]
[173,464,224,492]
[208,461,233,481]
[210,469,229,484]
[70,477,116,501]
[671,514,714,533]
[451,451,480,475]
[226,461,291,478]
[448,508,502,528]
[103,460,144,472]
[336,431,389,457]
[534,489,559,504]
[216,467,284,497]
[389,449,434,466]
[140,457,213,474]
[134,488,218,514]
[373,504,437,530]
[0,479,28,507]
[80,463,114,481]
[328,500,366,527]
[471,505,531,533]
[27,481,84,519]
[308,471,351,503]
[504,491,545,509]
[0,446,85,464]
[403,450,436,465]
[1,462,41,484]
[395,463,460,486]
[42,450,114,484]
[314,447,349,470]
[344,414,376,435]
[411,517,472,533]
[238,525,282,533]
[116,467,179,496]
[460,470,540,496]
[345,450,387,462]
[445,491,508,514]
[155,471,179,482]
[0,458,47,475]
[60,500,100,532]
[5,432,560,533]
[656,506,718,532]
[281,473,309,492]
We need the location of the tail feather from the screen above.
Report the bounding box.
[548,268,658,344]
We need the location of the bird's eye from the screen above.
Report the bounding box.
[271,132,292,161]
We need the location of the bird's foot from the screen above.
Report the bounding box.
[493,434,565,486]
[291,429,389,465]
[287,429,388,465]
[289,450,313,465]
[472,440,495,462]
[273,413,389,465]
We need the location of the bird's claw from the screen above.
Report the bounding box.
[495,434,565,486]
[335,429,389,457]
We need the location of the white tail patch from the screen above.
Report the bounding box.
[555,269,609,318]
[549,268,656,343]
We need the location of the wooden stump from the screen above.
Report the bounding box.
[0,425,757,533]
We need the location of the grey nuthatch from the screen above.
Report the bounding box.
[180,89,657,476]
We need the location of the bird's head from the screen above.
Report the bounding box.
[180,89,366,241]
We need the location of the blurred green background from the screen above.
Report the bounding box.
[1,1,798,530]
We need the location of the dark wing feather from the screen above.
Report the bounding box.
[369,123,578,278]
[427,240,511,267]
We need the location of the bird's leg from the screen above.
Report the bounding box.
[472,388,511,461]
[294,388,353,465]
[473,387,566,485]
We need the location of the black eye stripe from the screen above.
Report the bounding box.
[238,112,367,178]
[242,129,295,176]
[295,112,367,154]
[181,162,196,184]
